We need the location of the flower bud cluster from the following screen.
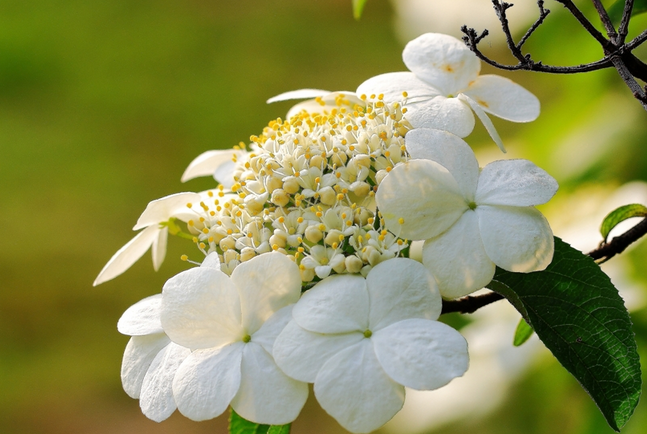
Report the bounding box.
[183,95,412,281]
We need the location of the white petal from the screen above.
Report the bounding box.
[181,149,240,183]
[252,305,294,355]
[357,72,437,103]
[405,96,475,137]
[460,93,506,152]
[372,319,468,390]
[405,128,479,200]
[93,225,159,286]
[118,294,163,336]
[121,334,171,399]
[173,343,244,421]
[314,340,405,433]
[231,342,308,425]
[161,266,243,349]
[292,274,369,334]
[402,33,480,96]
[266,88,331,103]
[462,75,540,122]
[231,252,301,335]
[376,159,467,241]
[200,251,221,269]
[366,258,442,330]
[133,192,202,230]
[151,227,168,271]
[475,159,558,207]
[273,320,364,382]
[140,342,191,422]
[477,205,554,272]
[214,159,237,188]
[422,211,495,298]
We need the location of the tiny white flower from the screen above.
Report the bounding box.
[118,294,191,422]
[357,33,540,152]
[160,252,308,425]
[376,128,558,298]
[273,258,469,433]
[94,192,202,285]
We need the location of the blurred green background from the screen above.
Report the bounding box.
[2,0,647,433]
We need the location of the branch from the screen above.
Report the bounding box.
[553,0,614,51]
[441,292,504,315]
[591,0,618,41]
[588,217,647,262]
[618,0,635,43]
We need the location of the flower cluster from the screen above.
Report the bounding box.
[100,33,558,433]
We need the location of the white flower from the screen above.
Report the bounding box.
[118,294,191,422]
[266,89,364,119]
[273,258,469,433]
[94,192,202,285]
[160,252,308,425]
[376,128,558,298]
[356,33,540,152]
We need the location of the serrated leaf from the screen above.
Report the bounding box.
[600,203,647,242]
[229,409,291,434]
[491,237,641,431]
[513,317,534,346]
[352,0,368,20]
[608,0,647,23]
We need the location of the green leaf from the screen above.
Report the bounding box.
[608,0,647,23]
[491,237,641,431]
[600,203,647,242]
[513,317,534,346]
[352,0,369,20]
[229,409,291,434]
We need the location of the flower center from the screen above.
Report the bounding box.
[468,201,477,210]
[363,329,373,338]
[242,334,251,343]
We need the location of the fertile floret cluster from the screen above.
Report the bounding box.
[97,33,558,433]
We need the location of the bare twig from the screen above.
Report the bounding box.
[618,0,635,44]
[591,0,618,41]
[588,217,647,262]
[553,0,615,51]
[441,292,504,315]
[626,29,647,50]
[518,0,550,49]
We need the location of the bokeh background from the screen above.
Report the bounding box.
[2,0,647,433]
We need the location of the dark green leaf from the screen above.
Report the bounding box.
[600,203,647,242]
[608,0,647,23]
[491,237,641,431]
[229,409,291,434]
[352,0,369,20]
[513,317,534,346]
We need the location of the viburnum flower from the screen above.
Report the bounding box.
[273,258,469,433]
[160,252,308,424]
[181,148,244,188]
[376,128,558,298]
[356,33,540,152]
[118,294,191,422]
[94,192,202,285]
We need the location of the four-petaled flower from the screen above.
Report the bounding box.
[118,294,191,422]
[273,258,469,433]
[160,252,308,425]
[357,33,540,152]
[376,128,558,298]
